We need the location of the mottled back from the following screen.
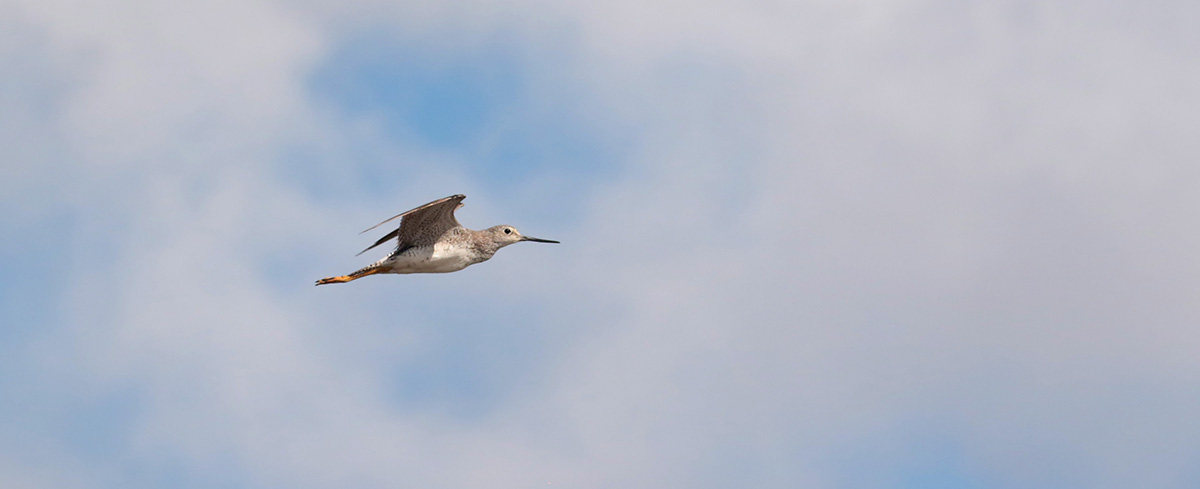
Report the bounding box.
[357,194,466,256]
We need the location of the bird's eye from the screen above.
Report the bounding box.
[504,228,512,234]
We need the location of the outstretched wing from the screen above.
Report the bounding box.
[357,194,466,256]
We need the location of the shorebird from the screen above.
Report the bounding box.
[316,194,559,285]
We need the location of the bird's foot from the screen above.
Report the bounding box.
[315,275,353,285]
[315,266,383,286]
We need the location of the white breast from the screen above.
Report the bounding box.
[382,242,481,274]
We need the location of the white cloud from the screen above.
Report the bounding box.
[3,0,1199,488]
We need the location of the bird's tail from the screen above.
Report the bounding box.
[315,263,384,285]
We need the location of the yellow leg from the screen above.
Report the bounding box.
[314,267,383,285]
[315,275,352,285]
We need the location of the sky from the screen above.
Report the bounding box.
[1,0,1199,488]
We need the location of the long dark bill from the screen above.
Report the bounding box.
[521,236,560,243]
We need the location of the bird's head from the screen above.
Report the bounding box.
[485,225,560,249]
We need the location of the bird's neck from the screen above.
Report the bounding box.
[468,231,502,257]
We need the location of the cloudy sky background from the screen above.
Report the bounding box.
[2,0,1198,487]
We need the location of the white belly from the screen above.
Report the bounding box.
[381,242,481,274]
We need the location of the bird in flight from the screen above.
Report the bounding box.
[316,194,559,285]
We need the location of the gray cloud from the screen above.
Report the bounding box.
[2,0,1197,488]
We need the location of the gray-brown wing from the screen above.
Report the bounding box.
[356,194,466,256]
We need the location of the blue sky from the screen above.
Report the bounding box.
[2,0,1200,488]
